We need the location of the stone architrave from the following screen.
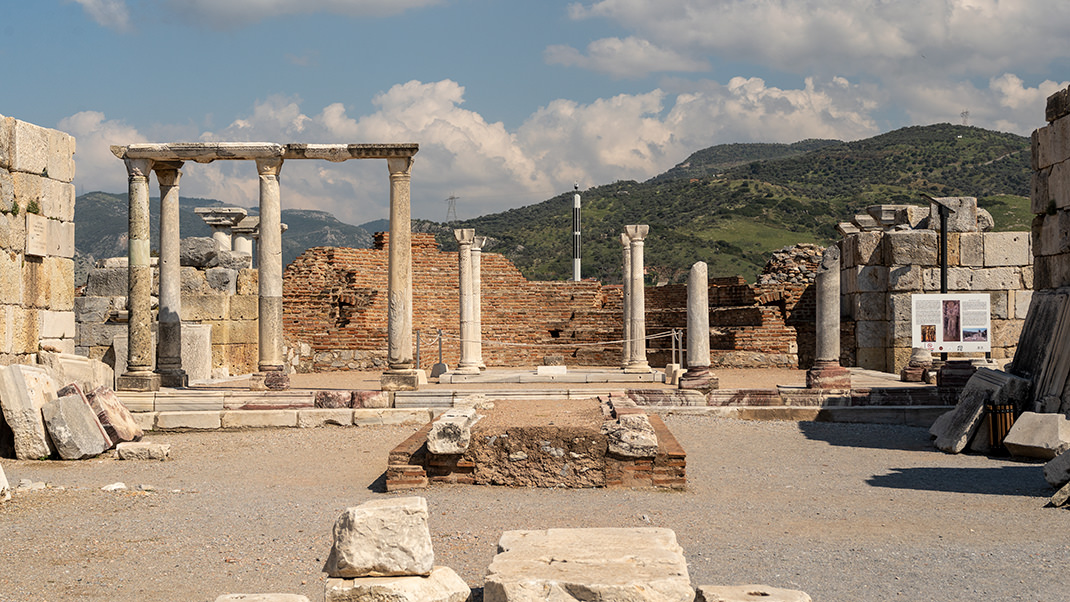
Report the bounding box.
[696,585,812,602]
[382,156,420,391]
[472,235,487,370]
[1002,412,1070,460]
[933,368,1031,453]
[680,262,717,389]
[484,528,693,602]
[41,395,109,460]
[0,364,57,459]
[453,229,480,375]
[806,245,851,389]
[624,225,650,373]
[426,406,480,455]
[155,163,187,387]
[117,157,161,392]
[255,157,287,387]
[324,566,470,602]
[620,233,632,370]
[324,497,434,578]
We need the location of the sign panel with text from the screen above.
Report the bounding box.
[911,293,991,353]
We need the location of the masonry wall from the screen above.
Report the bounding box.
[283,234,807,372]
[0,115,76,362]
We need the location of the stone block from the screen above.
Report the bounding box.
[1003,412,1070,460]
[886,230,938,266]
[485,528,693,602]
[992,319,1023,349]
[206,267,238,294]
[353,390,391,409]
[855,347,888,371]
[38,310,75,340]
[1047,87,1070,122]
[603,413,658,457]
[86,267,128,298]
[46,128,75,183]
[47,256,74,310]
[0,461,9,502]
[987,291,1009,320]
[1032,166,1053,214]
[237,268,258,295]
[40,338,75,355]
[965,267,1021,290]
[155,411,221,430]
[0,168,12,213]
[39,349,105,392]
[228,295,258,320]
[86,385,144,443]
[933,368,1031,454]
[181,294,227,321]
[0,364,56,459]
[1034,253,1070,290]
[696,585,811,602]
[851,266,887,292]
[11,306,40,354]
[77,322,126,348]
[180,266,207,294]
[0,212,25,253]
[182,323,213,382]
[853,292,887,321]
[855,320,888,348]
[208,249,252,270]
[47,220,75,258]
[1014,290,1033,320]
[1044,449,1070,488]
[324,496,434,578]
[41,394,110,459]
[3,118,49,175]
[130,411,156,431]
[1050,160,1070,210]
[154,392,223,412]
[225,319,259,345]
[888,293,912,324]
[984,231,1030,267]
[297,408,354,428]
[1032,211,1070,257]
[75,295,110,324]
[181,237,216,267]
[427,407,479,455]
[221,410,297,428]
[324,567,469,602]
[353,409,431,426]
[0,250,23,305]
[887,265,922,292]
[315,390,353,409]
[42,178,75,221]
[851,231,884,266]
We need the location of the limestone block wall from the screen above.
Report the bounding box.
[283,235,810,371]
[840,218,1031,374]
[0,115,76,362]
[76,259,259,379]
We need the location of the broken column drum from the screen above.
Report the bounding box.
[679,261,715,389]
[454,229,480,374]
[806,244,851,389]
[625,225,650,373]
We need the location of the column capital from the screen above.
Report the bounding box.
[620,232,630,247]
[472,235,487,252]
[152,161,183,186]
[255,157,284,176]
[454,228,475,245]
[387,156,414,177]
[625,224,649,241]
[124,157,153,179]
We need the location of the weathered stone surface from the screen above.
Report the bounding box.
[0,461,10,502]
[40,350,111,392]
[1003,412,1070,460]
[885,230,938,266]
[0,364,56,459]
[1043,448,1070,488]
[86,385,144,443]
[602,413,658,457]
[56,383,113,449]
[315,390,353,409]
[427,407,479,455]
[353,390,390,409]
[485,528,693,602]
[297,409,354,428]
[1051,482,1070,507]
[696,584,812,602]
[324,566,469,602]
[929,196,979,232]
[215,595,310,602]
[627,389,706,406]
[41,394,109,460]
[933,369,1031,454]
[208,249,253,270]
[206,267,238,294]
[324,497,434,578]
[86,267,128,297]
[117,441,171,460]
[181,237,217,267]
[74,296,111,324]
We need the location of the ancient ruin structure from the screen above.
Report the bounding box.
[624,225,652,372]
[806,246,850,389]
[108,142,418,391]
[679,261,716,389]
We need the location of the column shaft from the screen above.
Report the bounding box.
[155,162,186,387]
[454,229,479,374]
[807,244,851,389]
[385,157,415,371]
[256,158,285,374]
[685,261,711,369]
[625,225,650,372]
[472,235,486,370]
[117,158,160,391]
[620,233,631,369]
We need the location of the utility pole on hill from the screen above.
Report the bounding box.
[445,195,458,222]
[572,183,581,281]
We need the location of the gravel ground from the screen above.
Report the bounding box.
[1,416,1067,601]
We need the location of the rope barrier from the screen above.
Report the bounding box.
[438,330,676,349]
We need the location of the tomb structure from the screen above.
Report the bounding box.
[109,143,418,391]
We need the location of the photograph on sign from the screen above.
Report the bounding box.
[911,293,991,353]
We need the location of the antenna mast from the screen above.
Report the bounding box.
[445,195,458,222]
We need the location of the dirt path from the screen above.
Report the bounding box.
[1,417,1066,601]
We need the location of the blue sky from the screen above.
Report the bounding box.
[4,1,1068,225]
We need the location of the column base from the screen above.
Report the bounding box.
[624,362,651,374]
[454,363,481,375]
[806,360,851,389]
[679,367,719,390]
[381,370,421,391]
[250,370,290,391]
[157,369,188,388]
[117,371,161,392]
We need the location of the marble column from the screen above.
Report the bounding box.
[232,215,257,260]
[382,157,419,390]
[472,235,487,370]
[806,244,851,389]
[194,207,247,252]
[679,261,717,389]
[116,158,160,391]
[624,225,650,373]
[154,162,187,387]
[620,233,632,370]
[254,157,288,389]
[454,229,480,374]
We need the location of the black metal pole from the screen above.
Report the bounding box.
[939,203,949,362]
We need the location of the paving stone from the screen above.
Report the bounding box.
[297,409,354,428]
[352,409,430,426]
[1003,412,1070,460]
[0,364,56,459]
[116,441,171,461]
[485,527,693,602]
[41,394,109,460]
[324,566,469,602]
[221,410,297,429]
[155,411,221,430]
[85,385,144,443]
[933,368,1031,454]
[696,584,812,602]
[324,496,434,578]
[1043,448,1070,488]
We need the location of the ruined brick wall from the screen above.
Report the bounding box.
[0,115,76,362]
[284,239,807,371]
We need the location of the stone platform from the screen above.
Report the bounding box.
[437,367,665,384]
[386,397,686,491]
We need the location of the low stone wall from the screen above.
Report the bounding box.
[0,115,76,363]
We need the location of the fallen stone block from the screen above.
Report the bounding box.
[42,395,109,460]
[324,566,469,602]
[1051,482,1070,508]
[696,585,812,602]
[324,496,434,578]
[0,364,57,459]
[57,384,113,450]
[602,413,658,457]
[1044,449,1070,488]
[39,350,112,392]
[86,385,143,444]
[215,595,310,602]
[426,407,479,455]
[484,527,693,602]
[933,369,1030,454]
[116,441,171,461]
[0,461,9,502]
[1003,412,1070,460]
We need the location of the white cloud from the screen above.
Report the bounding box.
[545,36,709,78]
[71,0,131,32]
[56,110,145,191]
[161,0,441,28]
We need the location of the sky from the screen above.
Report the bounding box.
[3,1,1069,225]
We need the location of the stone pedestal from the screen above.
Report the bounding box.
[624,225,650,373]
[805,359,851,389]
[381,370,421,391]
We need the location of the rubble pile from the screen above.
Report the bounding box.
[757,243,824,285]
